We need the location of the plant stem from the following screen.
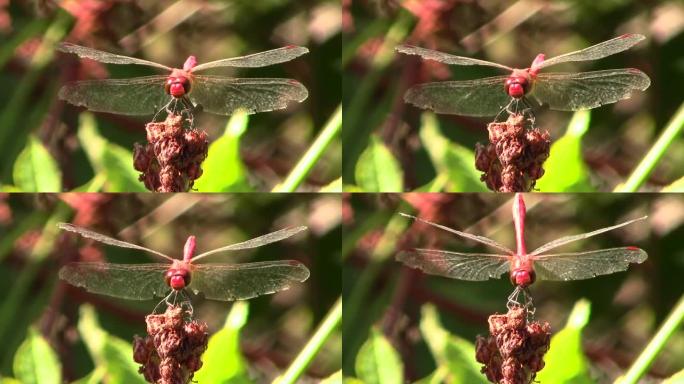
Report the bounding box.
[275,296,342,384]
[616,101,684,192]
[272,104,342,192]
[616,294,684,384]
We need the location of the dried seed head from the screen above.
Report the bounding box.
[134,305,208,384]
[134,114,209,192]
[475,306,551,384]
[475,113,550,192]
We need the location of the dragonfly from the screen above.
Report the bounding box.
[57,42,309,116]
[397,194,647,308]
[58,223,310,303]
[396,34,651,117]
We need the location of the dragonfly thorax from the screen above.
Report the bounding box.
[510,268,535,287]
[504,71,532,99]
[165,267,191,290]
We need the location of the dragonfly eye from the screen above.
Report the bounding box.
[504,76,530,98]
[510,269,536,287]
[165,77,191,98]
[165,269,191,290]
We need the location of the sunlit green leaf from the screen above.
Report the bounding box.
[77,113,146,192]
[536,299,593,384]
[663,369,684,384]
[13,135,61,192]
[13,328,61,384]
[320,177,342,192]
[355,328,403,384]
[355,135,403,192]
[320,370,342,384]
[420,304,488,384]
[419,112,487,192]
[536,110,593,192]
[77,305,147,384]
[194,111,251,192]
[661,176,684,192]
[194,301,251,383]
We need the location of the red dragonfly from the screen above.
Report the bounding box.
[58,223,310,301]
[57,42,309,116]
[397,194,647,289]
[396,34,650,117]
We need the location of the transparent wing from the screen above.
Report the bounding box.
[529,216,647,256]
[58,223,172,260]
[533,247,647,281]
[188,261,310,301]
[396,249,510,281]
[400,213,514,254]
[536,34,645,70]
[58,75,171,115]
[396,45,513,71]
[192,226,308,261]
[59,263,171,300]
[531,69,650,111]
[188,75,308,116]
[403,76,511,117]
[58,42,172,71]
[192,46,309,72]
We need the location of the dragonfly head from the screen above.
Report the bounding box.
[504,70,532,99]
[166,267,191,290]
[510,268,535,287]
[165,74,192,98]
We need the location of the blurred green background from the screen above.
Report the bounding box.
[0,0,341,192]
[0,193,341,382]
[343,193,684,382]
[343,1,684,192]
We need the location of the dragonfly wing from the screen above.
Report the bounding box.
[531,69,650,111]
[58,75,171,115]
[396,45,513,71]
[59,263,170,300]
[58,223,172,260]
[400,213,514,254]
[188,261,310,301]
[58,43,172,70]
[529,216,647,256]
[189,75,308,116]
[536,34,645,69]
[533,247,647,281]
[192,46,309,72]
[397,249,510,281]
[403,75,511,117]
[192,226,307,261]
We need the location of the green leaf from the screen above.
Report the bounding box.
[355,135,403,192]
[193,111,251,192]
[536,110,593,192]
[77,113,146,192]
[661,176,684,192]
[663,369,684,384]
[12,135,62,192]
[420,304,488,384]
[320,177,342,192]
[12,328,61,384]
[320,370,342,384]
[536,299,593,384]
[77,305,147,384]
[354,328,403,384]
[419,113,487,192]
[194,301,251,383]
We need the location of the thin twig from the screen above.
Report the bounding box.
[275,296,342,384]
[272,104,342,192]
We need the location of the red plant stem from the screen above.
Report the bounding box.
[512,193,527,255]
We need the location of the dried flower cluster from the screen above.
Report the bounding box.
[475,306,551,384]
[133,114,208,192]
[133,306,208,384]
[475,114,550,192]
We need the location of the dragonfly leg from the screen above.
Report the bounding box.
[507,286,536,321]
